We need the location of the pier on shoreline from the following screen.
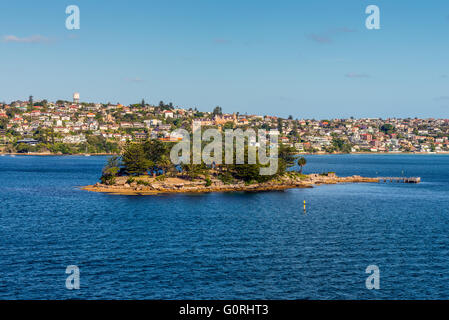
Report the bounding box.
[377,177,421,183]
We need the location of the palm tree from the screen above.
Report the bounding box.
[297,157,307,174]
[157,154,174,176]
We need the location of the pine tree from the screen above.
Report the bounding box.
[122,143,152,175]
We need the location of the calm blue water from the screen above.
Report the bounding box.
[1,154,449,300]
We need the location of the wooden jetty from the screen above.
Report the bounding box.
[378,177,421,183]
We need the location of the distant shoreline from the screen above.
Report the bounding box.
[0,153,119,156]
[297,151,449,155]
[1,152,448,157]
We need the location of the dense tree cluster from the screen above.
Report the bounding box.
[100,137,301,184]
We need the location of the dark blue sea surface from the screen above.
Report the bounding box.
[1,154,449,299]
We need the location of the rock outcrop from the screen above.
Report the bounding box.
[81,173,379,195]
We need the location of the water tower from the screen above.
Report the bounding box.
[73,92,80,104]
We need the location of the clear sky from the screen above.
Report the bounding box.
[0,0,448,119]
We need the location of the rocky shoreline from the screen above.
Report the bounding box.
[81,173,379,195]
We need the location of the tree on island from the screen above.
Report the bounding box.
[142,139,171,175]
[181,163,207,180]
[122,143,152,175]
[101,156,121,185]
[297,157,307,174]
[221,144,297,183]
[100,136,299,185]
[228,162,271,183]
[143,139,166,163]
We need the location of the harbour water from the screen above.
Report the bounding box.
[1,154,449,299]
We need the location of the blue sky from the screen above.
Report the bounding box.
[0,0,448,119]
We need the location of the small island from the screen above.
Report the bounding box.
[81,139,383,195]
[82,172,379,195]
